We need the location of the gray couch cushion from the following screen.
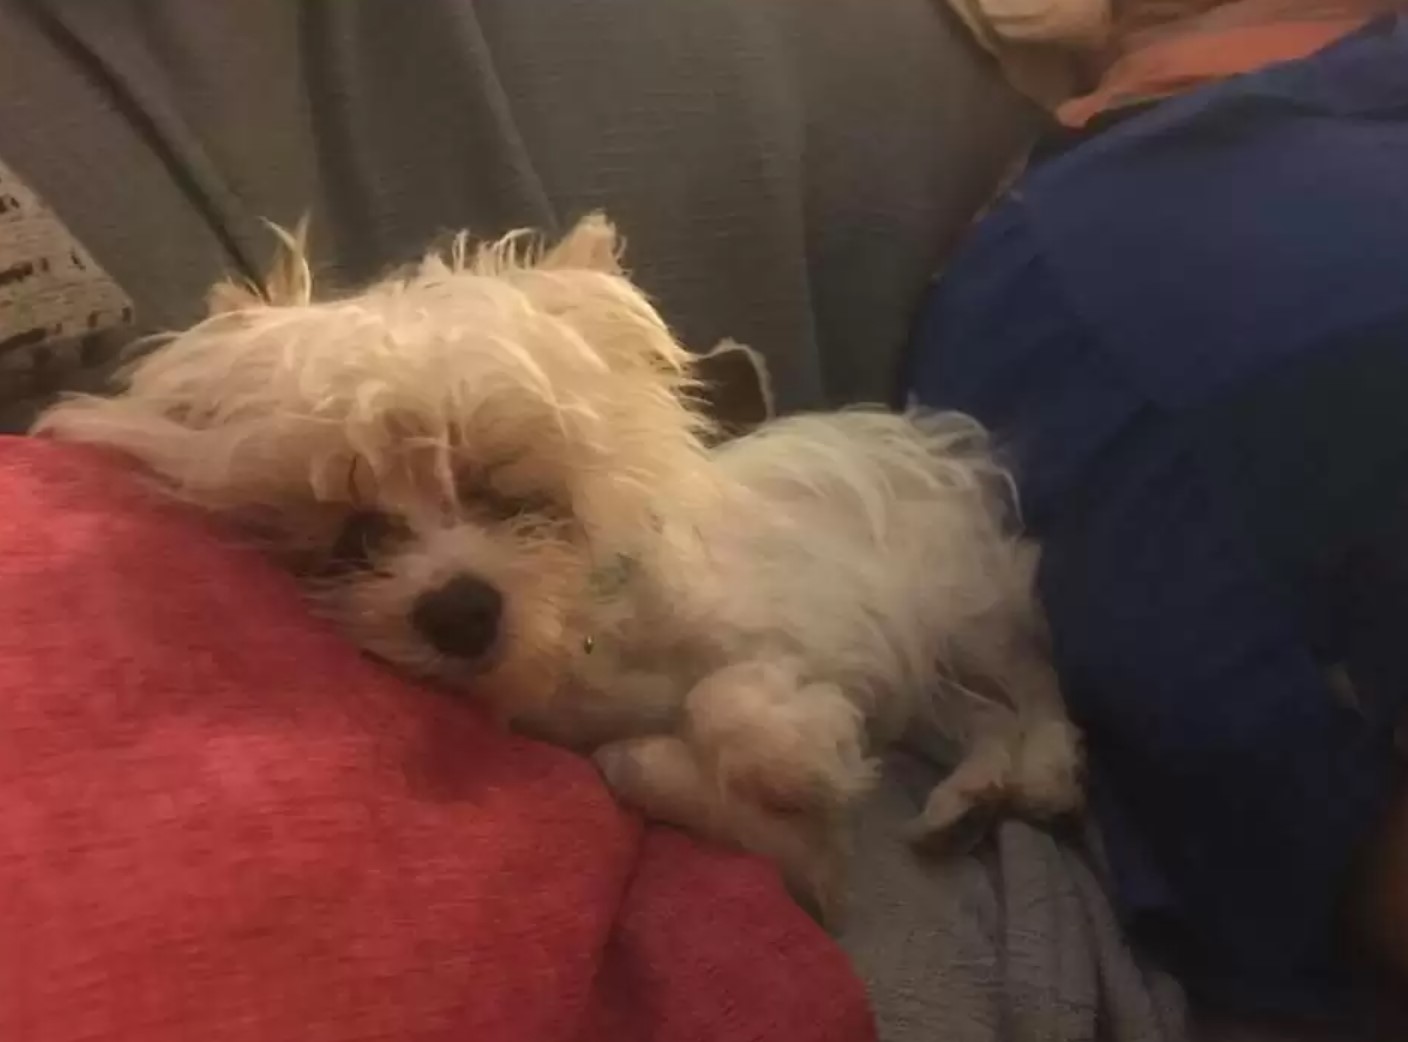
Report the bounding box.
[0,0,1038,427]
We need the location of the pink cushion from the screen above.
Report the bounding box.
[0,438,873,1042]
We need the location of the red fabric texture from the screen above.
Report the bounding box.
[0,438,874,1042]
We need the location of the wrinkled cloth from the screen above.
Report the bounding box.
[904,18,1408,1017]
[843,751,1188,1042]
[0,437,875,1042]
[0,0,1036,420]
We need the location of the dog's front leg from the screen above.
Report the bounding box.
[519,666,687,750]
[594,732,842,920]
[594,659,874,921]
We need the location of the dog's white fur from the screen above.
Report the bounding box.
[36,216,1081,913]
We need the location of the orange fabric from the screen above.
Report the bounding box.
[1059,15,1371,124]
[1051,0,1396,126]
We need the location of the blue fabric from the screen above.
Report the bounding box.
[904,18,1408,1017]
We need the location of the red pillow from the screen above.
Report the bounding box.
[0,439,874,1042]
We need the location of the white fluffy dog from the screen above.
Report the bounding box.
[36,216,1081,913]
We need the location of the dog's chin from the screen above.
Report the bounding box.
[334,600,691,752]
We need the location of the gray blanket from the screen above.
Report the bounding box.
[844,752,1190,1042]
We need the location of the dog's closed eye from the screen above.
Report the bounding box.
[484,490,566,523]
[456,472,567,524]
[328,510,408,572]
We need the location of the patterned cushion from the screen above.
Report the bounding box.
[0,158,132,430]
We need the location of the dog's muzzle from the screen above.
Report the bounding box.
[411,575,503,661]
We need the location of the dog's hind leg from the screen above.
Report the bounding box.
[906,729,1016,847]
[914,577,1084,843]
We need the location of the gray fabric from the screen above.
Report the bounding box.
[843,751,1190,1042]
[0,0,1038,424]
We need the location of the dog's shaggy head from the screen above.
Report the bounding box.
[37,216,725,733]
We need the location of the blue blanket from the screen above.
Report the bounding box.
[904,17,1408,1017]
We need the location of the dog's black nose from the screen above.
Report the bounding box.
[411,576,503,660]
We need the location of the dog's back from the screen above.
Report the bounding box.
[702,410,1022,725]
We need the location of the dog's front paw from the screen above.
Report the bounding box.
[593,735,704,822]
[684,662,875,816]
[592,733,848,927]
[592,739,641,797]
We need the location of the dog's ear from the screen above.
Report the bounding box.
[207,216,314,316]
[692,340,775,440]
[537,213,623,275]
[510,214,695,380]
